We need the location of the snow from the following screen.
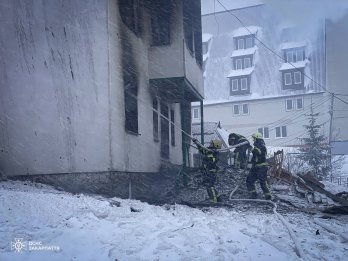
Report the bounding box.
[1,181,348,261]
[321,181,348,194]
[233,26,260,38]
[227,66,255,77]
[279,60,309,71]
[281,42,308,50]
[203,53,209,62]
[231,46,258,57]
[202,33,212,43]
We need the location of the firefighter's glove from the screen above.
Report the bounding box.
[246,163,252,170]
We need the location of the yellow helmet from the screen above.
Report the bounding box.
[210,140,222,149]
[252,132,262,139]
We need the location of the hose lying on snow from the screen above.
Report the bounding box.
[313,217,348,242]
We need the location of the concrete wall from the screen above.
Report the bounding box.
[193,93,328,146]
[0,0,185,176]
[0,0,110,175]
[326,11,348,142]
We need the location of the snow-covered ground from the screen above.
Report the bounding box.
[1,181,347,261]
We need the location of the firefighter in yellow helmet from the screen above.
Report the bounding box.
[192,138,222,203]
[228,133,252,169]
[246,132,272,200]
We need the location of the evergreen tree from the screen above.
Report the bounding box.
[298,104,330,180]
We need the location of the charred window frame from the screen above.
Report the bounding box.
[119,0,142,36]
[122,37,139,134]
[151,0,171,46]
[153,97,159,141]
[183,0,203,67]
[124,73,138,134]
[170,109,175,146]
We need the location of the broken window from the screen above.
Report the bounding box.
[170,109,175,146]
[153,97,159,141]
[151,0,171,46]
[123,45,138,134]
[183,0,203,67]
[119,0,142,36]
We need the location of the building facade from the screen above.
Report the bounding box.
[326,11,348,154]
[193,2,328,147]
[0,0,204,176]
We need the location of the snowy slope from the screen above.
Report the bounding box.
[1,181,347,261]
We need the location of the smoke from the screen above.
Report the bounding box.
[264,0,348,39]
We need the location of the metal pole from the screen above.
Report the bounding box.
[200,100,204,145]
[329,93,334,181]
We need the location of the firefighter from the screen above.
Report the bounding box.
[192,138,222,203]
[246,132,272,200]
[228,133,252,169]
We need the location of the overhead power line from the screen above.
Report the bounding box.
[215,0,348,109]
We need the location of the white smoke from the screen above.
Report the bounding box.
[264,0,348,39]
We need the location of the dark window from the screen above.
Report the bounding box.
[296,98,303,109]
[119,0,142,36]
[241,78,248,90]
[151,0,171,46]
[276,126,287,138]
[258,127,269,139]
[285,49,305,63]
[233,104,240,115]
[183,0,203,67]
[264,127,269,138]
[160,103,169,159]
[236,59,243,69]
[244,57,251,68]
[170,109,175,146]
[294,71,301,84]
[237,38,244,49]
[245,37,253,48]
[153,98,159,141]
[202,42,208,54]
[286,99,293,111]
[242,104,249,114]
[284,73,292,85]
[193,108,200,119]
[230,79,239,94]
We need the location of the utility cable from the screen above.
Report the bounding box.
[216,0,326,95]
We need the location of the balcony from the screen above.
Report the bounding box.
[148,39,204,102]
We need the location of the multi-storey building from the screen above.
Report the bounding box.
[192,1,327,147]
[0,0,204,177]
